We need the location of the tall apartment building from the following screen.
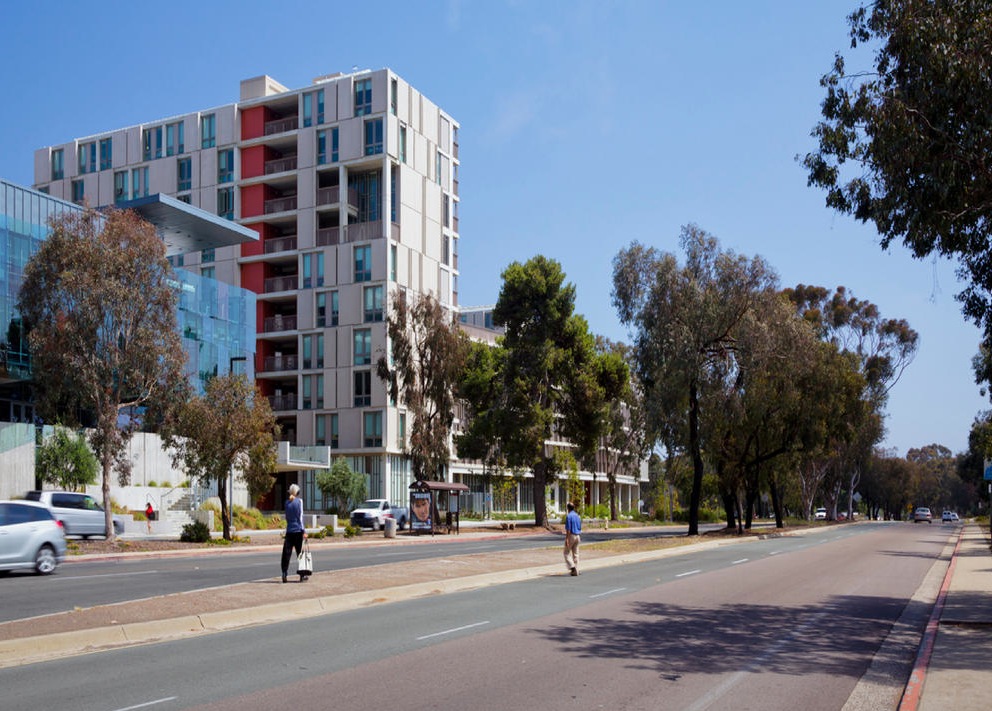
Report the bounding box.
[35,69,460,510]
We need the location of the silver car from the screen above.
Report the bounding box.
[0,500,67,575]
[24,490,124,537]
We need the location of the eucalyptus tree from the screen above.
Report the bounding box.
[785,285,917,518]
[466,256,623,528]
[612,225,779,535]
[163,373,278,540]
[17,209,188,539]
[376,291,469,482]
[805,1,992,361]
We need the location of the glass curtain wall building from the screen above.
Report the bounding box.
[0,178,256,423]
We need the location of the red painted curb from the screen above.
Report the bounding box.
[898,529,963,711]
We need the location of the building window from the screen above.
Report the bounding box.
[177,194,191,204]
[142,126,163,161]
[318,290,339,327]
[354,329,371,366]
[443,235,450,266]
[398,412,406,448]
[201,113,216,149]
[302,333,324,369]
[363,411,382,447]
[113,171,128,204]
[390,78,397,115]
[399,125,407,164]
[168,254,185,268]
[443,194,450,229]
[200,266,215,280]
[317,130,326,165]
[331,127,339,162]
[436,150,442,185]
[78,142,96,174]
[166,121,184,156]
[131,166,148,199]
[99,138,113,171]
[303,89,324,128]
[51,149,64,180]
[218,149,234,183]
[315,413,326,446]
[71,179,84,204]
[354,245,371,282]
[302,374,324,410]
[354,78,372,116]
[364,118,383,156]
[350,171,381,222]
[302,252,324,289]
[363,285,383,323]
[329,413,339,449]
[354,370,371,407]
[177,157,192,191]
[390,244,397,282]
[217,187,234,220]
[201,248,215,263]
[317,413,338,448]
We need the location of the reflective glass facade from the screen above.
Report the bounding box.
[0,179,255,422]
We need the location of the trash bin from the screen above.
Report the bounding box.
[384,517,397,538]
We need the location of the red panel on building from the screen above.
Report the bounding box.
[241,106,268,141]
[240,222,266,258]
[241,145,266,180]
[241,261,265,294]
[241,183,265,219]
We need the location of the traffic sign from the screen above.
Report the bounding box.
[984,461,992,481]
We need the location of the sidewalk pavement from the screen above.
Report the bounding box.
[912,523,992,711]
[1,522,989,711]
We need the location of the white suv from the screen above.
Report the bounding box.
[24,491,124,538]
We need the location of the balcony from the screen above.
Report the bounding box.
[264,117,299,136]
[347,221,383,243]
[264,195,297,214]
[269,393,297,411]
[263,314,298,332]
[264,235,297,254]
[261,354,298,373]
[265,156,298,174]
[316,227,340,246]
[263,275,298,293]
[317,186,359,209]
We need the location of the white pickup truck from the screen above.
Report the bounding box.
[349,499,409,531]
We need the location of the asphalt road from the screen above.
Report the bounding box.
[0,523,723,622]
[1,522,953,711]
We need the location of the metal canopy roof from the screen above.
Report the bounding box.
[410,480,471,492]
[116,194,257,257]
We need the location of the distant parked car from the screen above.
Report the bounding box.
[814,507,827,520]
[941,511,960,523]
[913,507,933,524]
[24,491,125,537]
[0,500,67,575]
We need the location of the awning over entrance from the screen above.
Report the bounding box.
[409,480,470,493]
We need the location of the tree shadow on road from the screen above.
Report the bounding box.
[530,594,928,679]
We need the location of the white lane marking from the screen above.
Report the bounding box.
[768,550,780,555]
[113,697,178,711]
[676,569,701,578]
[53,570,159,581]
[731,558,748,565]
[417,620,490,640]
[589,587,627,599]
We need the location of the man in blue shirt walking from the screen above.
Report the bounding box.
[564,501,581,576]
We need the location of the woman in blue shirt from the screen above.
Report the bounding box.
[281,483,307,583]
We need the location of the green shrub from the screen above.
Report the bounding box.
[309,525,335,539]
[343,524,362,538]
[147,480,158,488]
[671,508,723,524]
[180,520,211,543]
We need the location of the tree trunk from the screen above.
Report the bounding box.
[608,475,618,521]
[533,457,548,528]
[688,381,703,536]
[770,482,784,528]
[102,454,115,541]
[219,473,231,541]
[721,488,736,531]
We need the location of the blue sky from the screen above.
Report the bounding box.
[1,0,986,456]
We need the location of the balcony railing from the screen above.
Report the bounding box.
[269,393,297,410]
[264,117,299,135]
[317,186,359,208]
[264,195,297,214]
[264,156,298,174]
[316,227,340,246]
[261,354,298,372]
[347,221,382,242]
[263,275,298,293]
[263,314,297,332]
[264,235,297,254]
